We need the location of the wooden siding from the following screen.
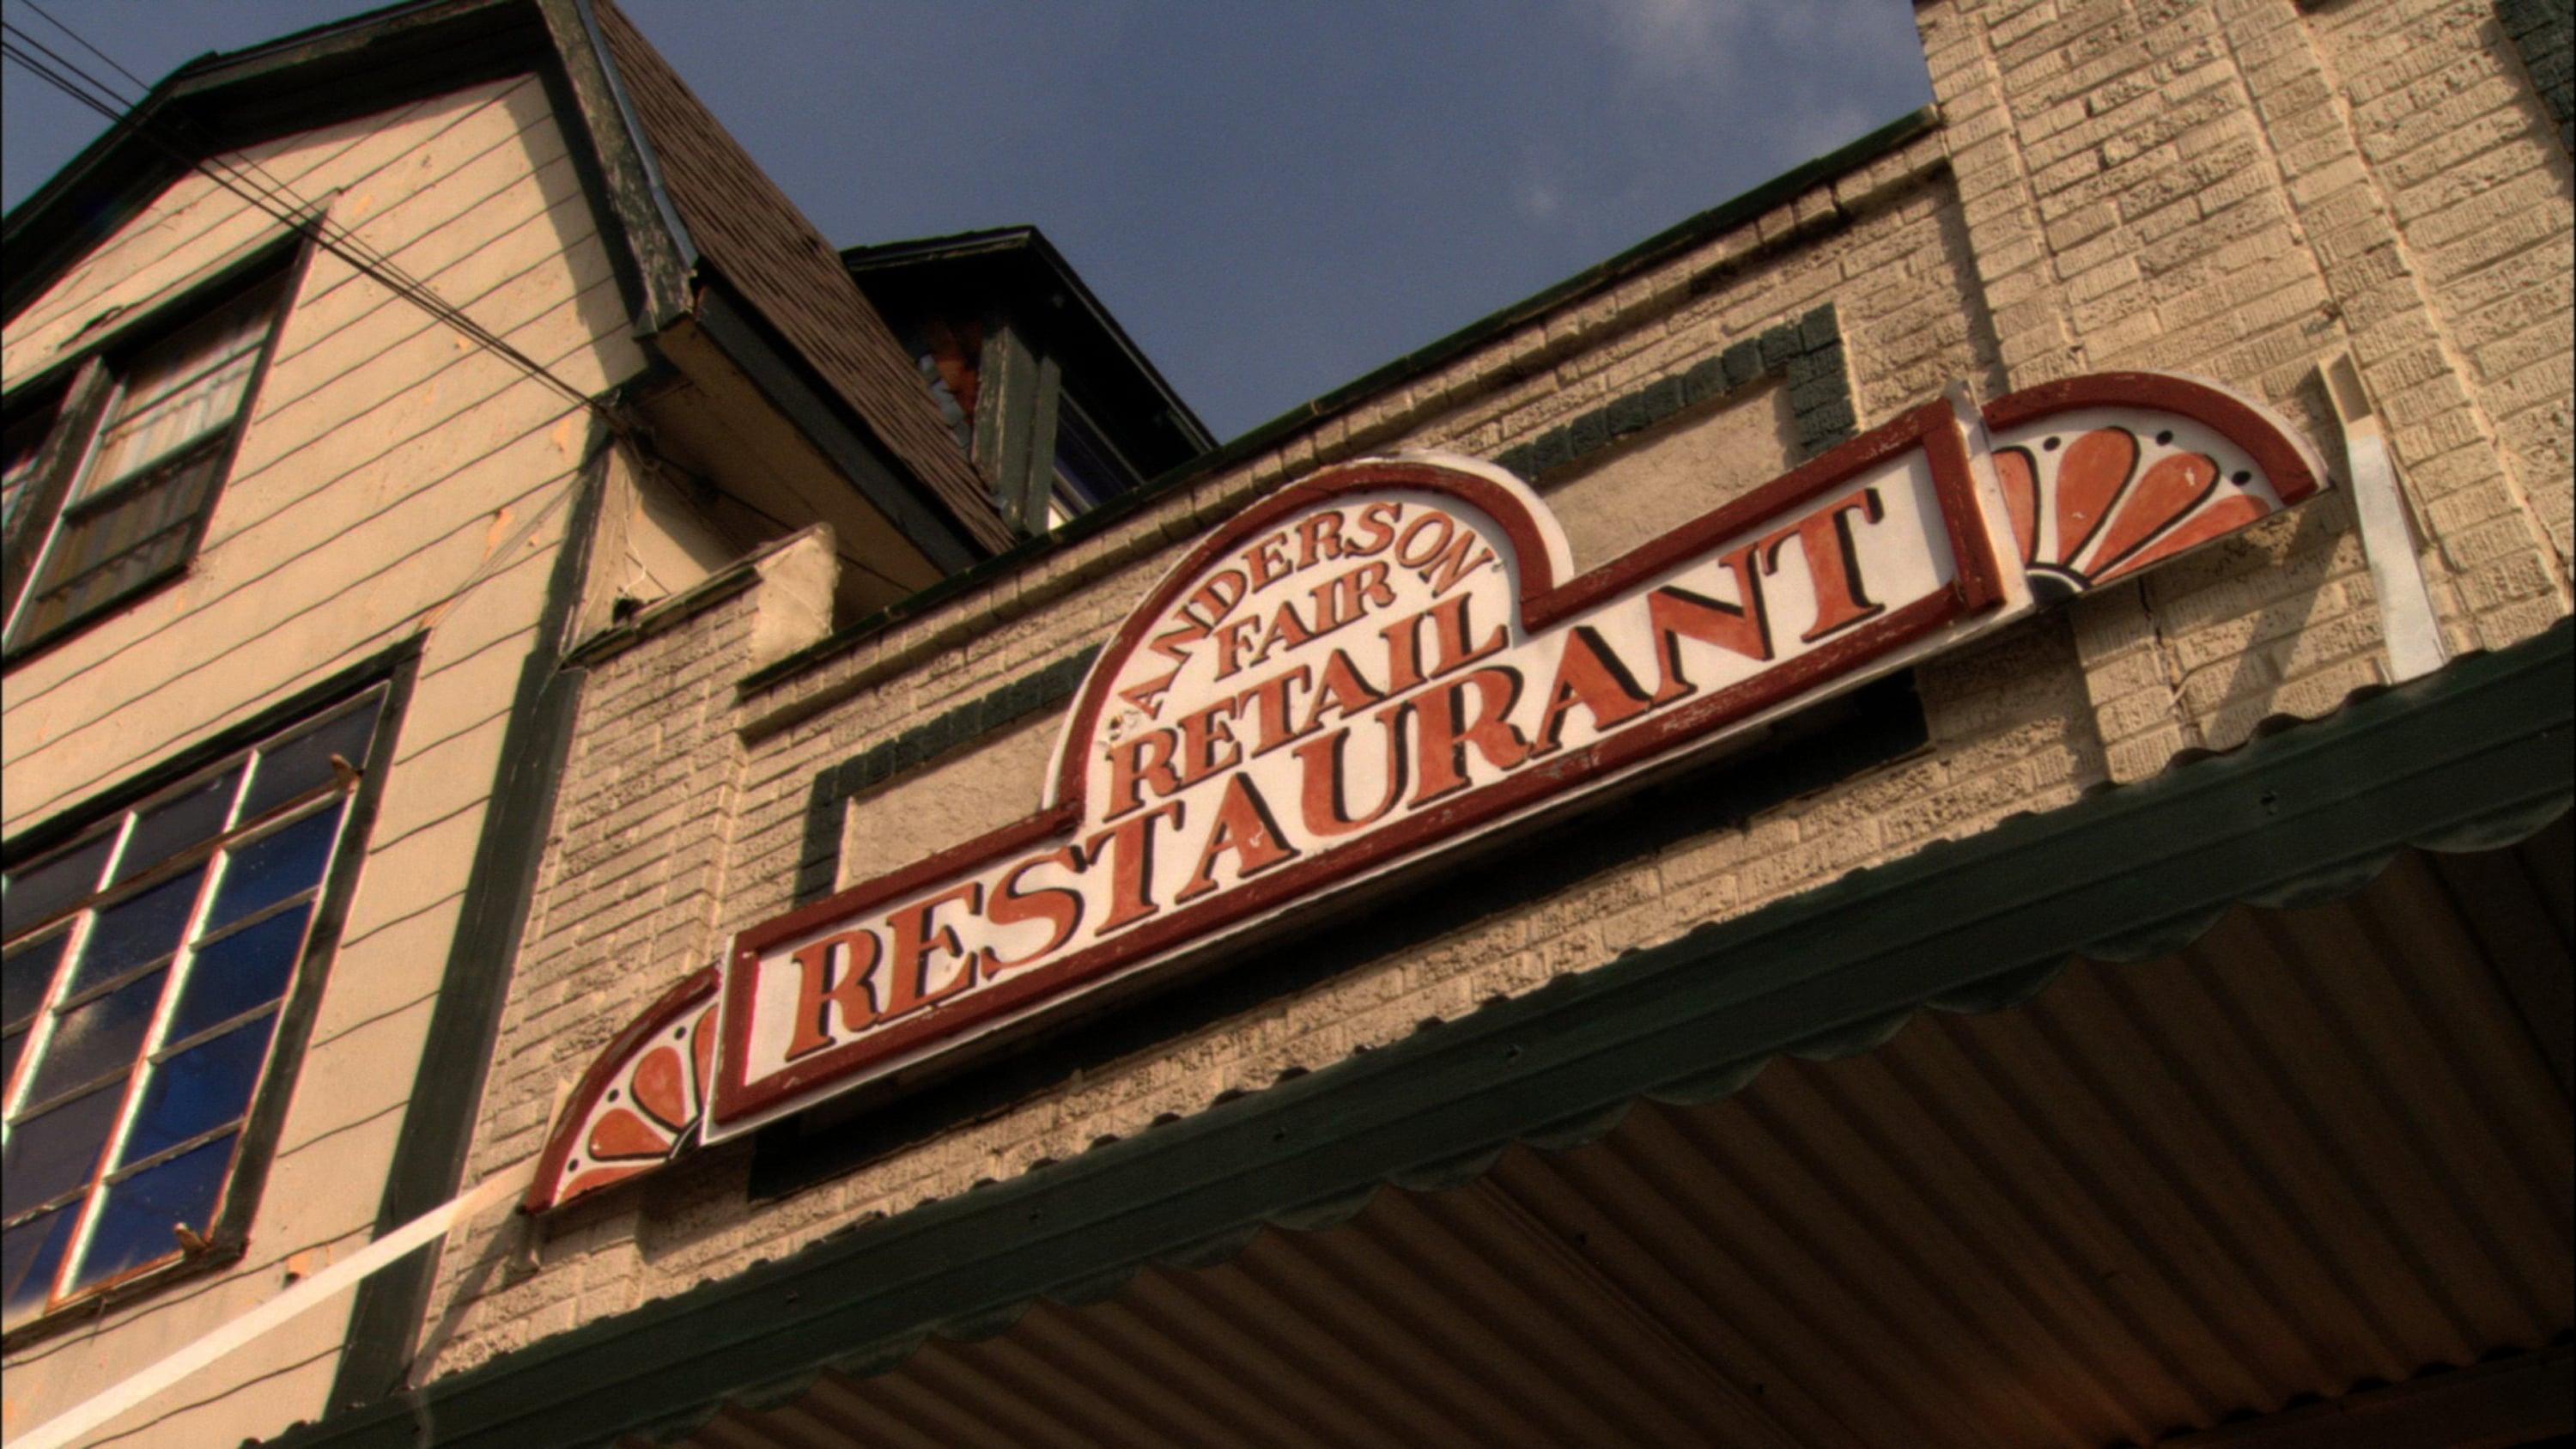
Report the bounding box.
[0,72,642,1449]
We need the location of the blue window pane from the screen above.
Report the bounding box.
[2,1026,23,1097]
[21,966,165,1106]
[241,704,375,821]
[111,768,240,887]
[166,904,309,1044]
[73,1134,236,1290]
[67,868,203,994]
[120,1015,275,1167]
[2,1205,78,1318]
[3,831,113,936]
[204,806,340,935]
[1,1082,123,1218]
[3,929,67,1028]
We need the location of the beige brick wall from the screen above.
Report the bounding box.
[414,0,2570,1389]
[1921,0,2572,781]
[416,148,2104,1376]
[2311,0,2575,607]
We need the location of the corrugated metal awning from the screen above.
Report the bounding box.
[269,620,2574,1448]
[655,824,2569,1447]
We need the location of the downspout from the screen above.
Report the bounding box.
[2323,352,2447,684]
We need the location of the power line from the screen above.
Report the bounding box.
[2,18,592,410]
[3,18,602,416]
[15,0,410,319]
[18,0,147,94]
[18,0,442,330]
[4,8,928,600]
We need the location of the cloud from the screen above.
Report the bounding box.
[1598,0,1753,82]
[1777,99,1876,163]
[1517,175,1564,222]
[1592,0,1929,169]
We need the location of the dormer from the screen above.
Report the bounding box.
[847,227,1213,538]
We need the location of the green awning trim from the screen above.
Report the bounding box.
[267,619,2573,1448]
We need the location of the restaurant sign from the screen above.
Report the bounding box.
[529,372,2326,1208]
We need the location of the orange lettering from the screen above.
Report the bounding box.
[1340,561,1394,617]
[1295,719,1409,837]
[1242,533,1292,591]
[881,883,981,1020]
[1346,501,1403,556]
[1176,696,1244,785]
[1212,615,1266,679]
[1179,567,1249,631]
[1257,598,1318,656]
[1174,773,1302,904]
[1298,648,1387,736]
[1106,728,1181,819]
[1236,664,1315,757]
[1644,544,1771,703]
[1533,626,1654,753]
[1394,512,1455,569]
[1295,509,1348,569]
[1084,803,1185,934]
[1759,489,1886,643]
[786,928,884,1059]
[1406,666,1530,807]
[1403,521,1495,597]
[981,849,1084,975]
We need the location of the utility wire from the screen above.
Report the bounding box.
[6,8,927,600]
[18,0,147,94]
[3,18,592,411]
[3,20,603,416]
[16,0,406,317]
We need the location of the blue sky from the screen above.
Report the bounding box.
[3,1,1934,439]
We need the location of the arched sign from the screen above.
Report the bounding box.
[530,372,2325,1208]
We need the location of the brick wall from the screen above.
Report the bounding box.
[1923,0,2573,782]
[2312,0,2575,602]
[414,0,2572,1382]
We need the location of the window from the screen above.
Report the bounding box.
[0,409,52,540]
[1,688,382,1325]
[3,267,289,654]
[1047,396,1142,529]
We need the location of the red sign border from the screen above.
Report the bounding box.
[523,967,717,1213]
[714,394,2002,1129]
[1983,370,2322,507]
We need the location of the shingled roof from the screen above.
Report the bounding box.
[590,1,1014,554]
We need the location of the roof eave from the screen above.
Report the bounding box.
[844,223,1215,453]
[747,103,1942,691]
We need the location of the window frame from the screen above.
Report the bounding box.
[0,642,414,1344]
[1,234,313,664]
[1046,389,1145,529]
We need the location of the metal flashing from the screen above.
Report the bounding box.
[565,0,695,274]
